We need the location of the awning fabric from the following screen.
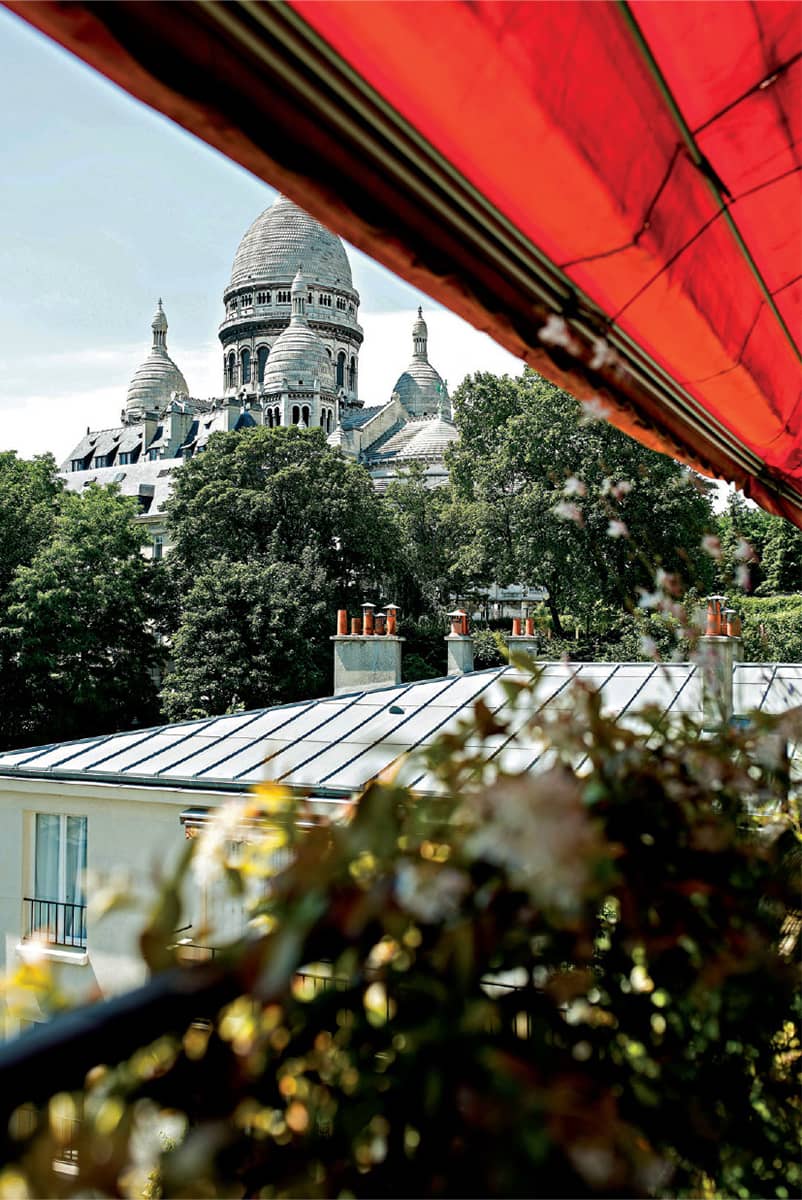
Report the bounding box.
[9,1,802,524]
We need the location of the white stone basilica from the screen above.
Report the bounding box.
[62,196,456,555]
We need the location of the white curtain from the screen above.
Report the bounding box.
[65,816,87,906]
[34,814,60,901]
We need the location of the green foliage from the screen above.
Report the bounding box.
[757,520,802,597]
[0,484,166,747]
[472,626,507,667]
[447,370,716,635]
[161,555,330,720]
[166,425,394,600]
[5,678,800,1198]
[163,426,399,715]
[0,451,63,600]
[740,595,802,664]
[398,618,446,681]
[383,464,460,617]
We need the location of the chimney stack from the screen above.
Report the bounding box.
[699,596,743,726]
[446,609,474,675]
[332,604,404,694]
[508,615,539,663]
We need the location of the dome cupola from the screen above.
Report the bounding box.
[125,300,188,422]
[262,268,335,394]
[220,196,362,405]
[229,197,354,291]
[391,307,451,419]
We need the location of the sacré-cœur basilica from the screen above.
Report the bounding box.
[61,195,457,557]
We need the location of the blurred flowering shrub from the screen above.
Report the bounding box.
[2,676,800,1199]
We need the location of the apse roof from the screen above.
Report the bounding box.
[1,662,798,800]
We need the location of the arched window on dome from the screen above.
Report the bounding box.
[301,405,310,427]
[292,405,300,426]
[336,351,346,389]
[257,345,269,383]
[256,291,270,306]
[349,356,356,391]
[274,406,281,427]
[226,352,236,389]
[327,408,333,433]
[241,348,251,385]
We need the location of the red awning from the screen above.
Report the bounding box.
[291,0,801,517]
[8,0,802,523]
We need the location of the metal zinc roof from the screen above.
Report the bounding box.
[0,663,799,797]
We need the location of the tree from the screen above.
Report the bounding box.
[0,485,167,747]
[161,555,330,720]
[166,425,395,602]
[163,426,399,715]
[448,370,715,634]
[757,517,802,596]
[384,463,461,617]
[0,451,62,600]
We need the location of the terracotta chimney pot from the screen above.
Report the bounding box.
[525,617,535,636]
[385,603,400,635]
[362,602,375,636]
[375,612,386,635]
[351,617,362,636]
[512,617,522,636]
[337,609,348,636]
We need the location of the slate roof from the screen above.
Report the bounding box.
[62,459,176,514]
[0,663,798,799]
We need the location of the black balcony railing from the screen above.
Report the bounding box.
[23,898,87,951]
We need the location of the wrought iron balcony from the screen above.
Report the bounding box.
[23,898,87,951]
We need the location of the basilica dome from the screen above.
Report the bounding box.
[228,195,353,290]
[391,308,450,419]
[125,300,188,419]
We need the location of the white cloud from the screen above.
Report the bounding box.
[1,387,124,462]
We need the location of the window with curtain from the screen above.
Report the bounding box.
[31,814,87,946]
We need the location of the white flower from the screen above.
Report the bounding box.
[395,860,468,923]
[735,537,755,562]
[610,479,632,500]
[736,563,752,590]
[606,519,629,539]
[553,500,584,525]
[191,797,249,886]
[701,534,722,560]
[462,771,608,919]
[589,337,619,371]
[639,634,659,659]
[563,476,587,497]
[538,314,575,350]
[579,395,611,423]
[637,589,661,610]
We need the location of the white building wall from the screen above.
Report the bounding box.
[0,778,242,1034]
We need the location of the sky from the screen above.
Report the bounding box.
[0,8,523,464]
